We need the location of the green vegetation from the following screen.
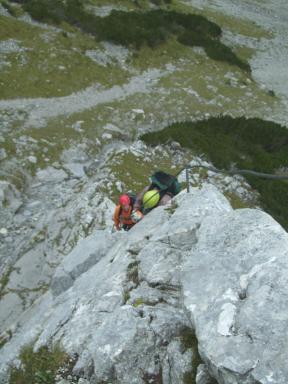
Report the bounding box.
[123,289,130,304]
[0,14,128,98]
[127,260,139,286]
[9,344,76,384]
[179,326,203,384]
[132,297,144,307]
[177,28,249,72]
[29,226,48,245]
[180,3,272,40]
[9,0,250,71]
[93,10,221,48]
[0,0,24,17]
[141,116,288,230]
[224,191,257,210]
[0,266,13,298]
[0,329,12,349]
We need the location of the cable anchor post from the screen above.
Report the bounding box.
[186,166,190,193]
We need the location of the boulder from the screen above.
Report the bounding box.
[182,208,288,384]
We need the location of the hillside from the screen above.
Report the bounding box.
[0,1,288,383]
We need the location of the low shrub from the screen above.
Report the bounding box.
[13,0,249,70]
[9,344,76,384]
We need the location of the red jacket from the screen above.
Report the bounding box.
[113,205,134,229]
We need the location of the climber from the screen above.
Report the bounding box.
[134,171,181,214]
[113,193,143,231]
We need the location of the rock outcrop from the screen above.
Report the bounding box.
[1,184,288,384]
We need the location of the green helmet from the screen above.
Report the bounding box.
[143,189,160,209]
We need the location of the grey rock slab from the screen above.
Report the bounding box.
[163,340,194,384]
[0,292,54,377]
[6,245,49,291]
[151,185,232,250]
[50,267,74,297]
[62,163,87,178]
[36,166,68,183]
[51,230,117,296]
[129,281,179,307]
[89,306,156,383]
[35,237,131,351]
[196,364,217,384]
[127,204,170,244]
[144,304,191,346]
[0,293,23,334]
[182,208,288,383]
[1,182,288,384]
[60,146,90,164]
[138,241,181,288]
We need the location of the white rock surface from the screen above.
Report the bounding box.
[36,166,68,182]
[1,184,288,384]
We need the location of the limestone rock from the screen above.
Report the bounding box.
[1,185,288,384]
[36,166,68,183]
[0,180,22,212]
[196,364,217,384]
[182,208,288,384]
[51,230,117,296]
[0,293,23,335]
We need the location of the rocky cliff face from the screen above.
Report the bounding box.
[1,1,288,383]
[1,184,287,384]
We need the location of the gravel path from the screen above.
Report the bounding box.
[0,68,170,127]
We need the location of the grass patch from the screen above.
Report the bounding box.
[11,0,250,71]
[141,116,288,230]
[9,344,76,384]
[0,14,128,99]
[223,191,256,210]
[24,123,84,171]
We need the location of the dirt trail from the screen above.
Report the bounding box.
[0,68,170,127]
